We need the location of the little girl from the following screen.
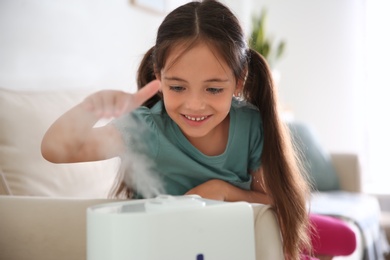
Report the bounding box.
[41,0,355,259]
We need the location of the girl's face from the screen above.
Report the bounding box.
[159,42,242,143]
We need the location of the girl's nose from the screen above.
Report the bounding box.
[185,94,206,110]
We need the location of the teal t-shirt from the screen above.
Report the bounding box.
[114,98,263,196]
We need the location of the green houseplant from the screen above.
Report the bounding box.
[249,8,286,68]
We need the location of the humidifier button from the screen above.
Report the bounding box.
[144,195,206,213]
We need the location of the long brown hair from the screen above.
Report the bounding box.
[114,0,311,258]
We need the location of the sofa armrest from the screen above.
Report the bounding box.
[252,204,284,259]
[330,153,362,193]
[0,196,121,260]
[0,169,11,195]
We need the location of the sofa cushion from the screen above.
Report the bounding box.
[288,122,340,191]
[0,88,119,197]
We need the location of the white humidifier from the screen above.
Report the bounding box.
[87,195,283,260]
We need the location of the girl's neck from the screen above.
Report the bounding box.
[184,115,230,156]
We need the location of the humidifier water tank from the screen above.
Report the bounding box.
[87,195,257,260]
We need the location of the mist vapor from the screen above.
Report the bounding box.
[114,112,165,199]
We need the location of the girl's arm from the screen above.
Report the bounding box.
[185,167,272,205]
[41,80,160,163]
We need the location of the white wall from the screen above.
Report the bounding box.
[247,0,366,154]
[0,0,366,155]
[0,0,167,90]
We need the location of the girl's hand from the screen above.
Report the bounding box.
[82,80,160,118]
[185,179,228,201]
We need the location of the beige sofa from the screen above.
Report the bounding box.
[0,87,383,260]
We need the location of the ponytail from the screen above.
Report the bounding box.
[245,49,311,259]
[137,46,162,108]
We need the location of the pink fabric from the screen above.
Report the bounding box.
[309,214,357,256]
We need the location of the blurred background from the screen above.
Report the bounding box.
[0,0,389,195]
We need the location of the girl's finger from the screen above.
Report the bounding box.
[89,94,103,117]
[114,92,131,117]
[131,80,161,108]
[101,92,116,118]
[82,91,110,118]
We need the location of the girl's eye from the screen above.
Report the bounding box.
[207,88,224,94]
[169,86,185,92]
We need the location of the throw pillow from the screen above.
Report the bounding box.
[288,122,340,191]
[0,87,119,197]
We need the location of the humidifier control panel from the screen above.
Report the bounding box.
[144,194,206,212]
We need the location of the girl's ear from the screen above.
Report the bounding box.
[234,69,247,96]
[234,81,243,97]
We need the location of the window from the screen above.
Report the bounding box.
[363,0,390,194]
